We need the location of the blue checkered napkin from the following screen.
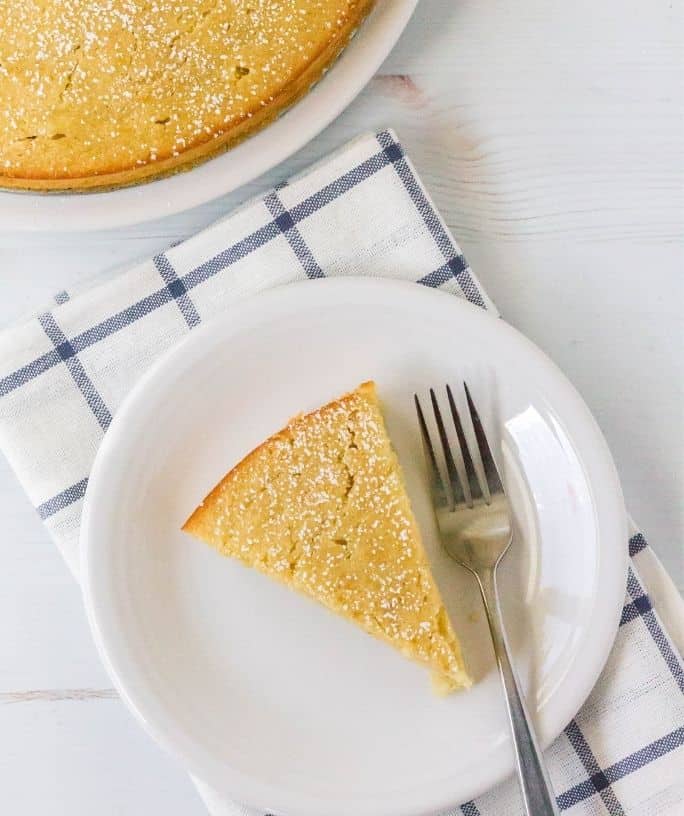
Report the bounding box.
[0,130,682,816]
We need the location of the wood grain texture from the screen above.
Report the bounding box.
[1,689,117,704]
[0,0,682,813]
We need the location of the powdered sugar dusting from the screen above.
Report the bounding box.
[186,382,469,691]
[0,0,363,179]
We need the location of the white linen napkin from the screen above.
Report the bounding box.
[0,130,682,816]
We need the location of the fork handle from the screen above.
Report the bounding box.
[476,568,560,816]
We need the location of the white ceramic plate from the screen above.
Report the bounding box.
[82,279,627,816]
[1,0,417,232]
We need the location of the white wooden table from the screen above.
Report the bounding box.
[1,1,682,813]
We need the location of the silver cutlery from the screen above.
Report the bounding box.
[415,383,560,816]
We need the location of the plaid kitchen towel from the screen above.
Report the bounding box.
[0,130,682,816]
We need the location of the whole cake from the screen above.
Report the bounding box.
[0,0,373,191]
[183,382,471,693]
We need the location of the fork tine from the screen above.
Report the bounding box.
[446,384,482,505]
[414,394,449,509]
[463,382,504,500]
[429,389,467,509]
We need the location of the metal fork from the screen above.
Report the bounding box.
[415,384,559,816]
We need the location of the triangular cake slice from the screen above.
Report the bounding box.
[183,381,470,692]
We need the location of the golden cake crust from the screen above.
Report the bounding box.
[184,381,471,692]
[0,0,374,191]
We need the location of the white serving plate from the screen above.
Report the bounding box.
[0,0,418,232]
[81,278,627,816]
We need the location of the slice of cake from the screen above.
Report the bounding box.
[183,381,470,692]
